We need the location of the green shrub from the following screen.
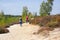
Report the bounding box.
[0,15,20,28]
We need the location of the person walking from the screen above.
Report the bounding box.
[26,16,29,23]
[19,16,22,27]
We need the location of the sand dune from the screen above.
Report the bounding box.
[0,23,60,40]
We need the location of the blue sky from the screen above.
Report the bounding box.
[0,0,60,15]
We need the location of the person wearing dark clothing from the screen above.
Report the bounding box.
[19,17,22,27]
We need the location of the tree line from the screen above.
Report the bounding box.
[22,0,54,22]
[0,0,54,27]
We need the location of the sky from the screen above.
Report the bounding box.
[0,0,60,15]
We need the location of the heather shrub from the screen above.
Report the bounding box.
[0,28,9,34]
[30,15,60,28]
[46,21,58,28]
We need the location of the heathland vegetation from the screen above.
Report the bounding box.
[0,0,60,34]
[0,11,20,33]
[0,11,20,28]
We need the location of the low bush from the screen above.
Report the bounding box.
[0,28,9,34]
[30,14,60,35]
[46,21,59,28]
[30,15,60,28]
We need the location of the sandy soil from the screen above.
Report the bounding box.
[0,23,60,40]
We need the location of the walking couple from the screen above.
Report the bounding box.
[19,16,29,27]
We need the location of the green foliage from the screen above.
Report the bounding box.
[0,15,20,28]
[28,12,33,20]
[40,0,54,16]
[22,6,28,22]
[47,0,54,5]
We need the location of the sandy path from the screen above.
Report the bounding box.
[0,23,40,40]
[0,23,60,40]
